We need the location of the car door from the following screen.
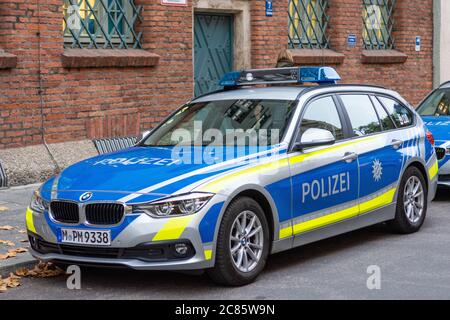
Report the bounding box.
[338,94,404,215]
[288,95,360,239]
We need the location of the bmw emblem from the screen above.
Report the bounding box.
[79,192,93,202]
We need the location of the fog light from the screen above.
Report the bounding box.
[174,243,188,256]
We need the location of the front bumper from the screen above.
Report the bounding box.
[26,196,226,270]
[29,241,212,271]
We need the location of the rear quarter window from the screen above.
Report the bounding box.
[378,96,414,128]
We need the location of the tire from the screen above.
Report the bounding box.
[388,166,428,234]
[207,197,270,286]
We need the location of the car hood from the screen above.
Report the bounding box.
[41,145,280,204]
[422,116,450,146]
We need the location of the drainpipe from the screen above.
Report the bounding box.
[36,0,61,173]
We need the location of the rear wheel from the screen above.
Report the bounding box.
[388,166,427,234]
[207,197,270,286]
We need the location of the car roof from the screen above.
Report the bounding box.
[192,87,306,102]
[191,84,395,103]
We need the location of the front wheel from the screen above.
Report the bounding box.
[207,197,270,286]
[388,166,428,234]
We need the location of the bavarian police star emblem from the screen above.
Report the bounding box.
[372,159,383,182]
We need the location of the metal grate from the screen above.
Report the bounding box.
[288,0,330,49]
[93,136,138,154]
[63,0,143,49]
[50,201,80,224]
[85,203,124,225]
[362,0,396,50]
[0,161,7,189]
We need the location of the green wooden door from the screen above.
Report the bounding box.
[194,13,233,97]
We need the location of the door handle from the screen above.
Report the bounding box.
[391,139,403,150]
[342,152,358,163]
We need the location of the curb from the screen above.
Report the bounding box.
[0,253,37,277]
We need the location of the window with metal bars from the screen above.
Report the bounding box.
[362,0,396,50]
[63,0,143,49]
[288,0,330,49]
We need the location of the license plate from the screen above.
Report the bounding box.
[60,228,111,246]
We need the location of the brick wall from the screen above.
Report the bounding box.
[0,0,433,149]
[0,0,193,149]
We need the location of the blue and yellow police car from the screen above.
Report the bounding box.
[26,67,438,286]
[417,81,450,187]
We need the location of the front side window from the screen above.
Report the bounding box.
[300,96,344,140]
[142,99,296,147]
[362,0,396,50]
[63,0,143,49]
[288,0,330,49]
[417,89,450,117]
[378,97,414,127]
[341,95,382,136]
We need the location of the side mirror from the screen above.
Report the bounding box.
[293,128,335,151]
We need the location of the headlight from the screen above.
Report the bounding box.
[30,190,49,214]
[133,193,214,218]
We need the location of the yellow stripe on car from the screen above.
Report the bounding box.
[200,158,290,193]
[289,136,378,165]
[428,159,438,180]
[359,188,397,214]
[204,249,213,260]
[152,215,195,241]
[279,188,397,238]
[26,207,36,233]
[279,225,293,239]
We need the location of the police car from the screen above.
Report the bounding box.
[417,81,450,187]
[26,67,438,286]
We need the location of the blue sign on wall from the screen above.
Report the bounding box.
[266,0,273,17]
[415,36,421,51]
[347,34,357,48]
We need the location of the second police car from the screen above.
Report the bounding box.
[417,81,450,187]
[26,67,438,286]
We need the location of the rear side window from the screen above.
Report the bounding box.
[370,96,396,130]
[340,94,382,137]
[378,97,414,127]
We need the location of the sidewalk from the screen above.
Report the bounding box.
[0,184,39,276]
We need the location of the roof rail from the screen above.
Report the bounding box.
[219,66,341,89]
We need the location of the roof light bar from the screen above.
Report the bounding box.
[219,66,341,88]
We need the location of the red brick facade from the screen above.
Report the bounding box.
[0,0,433,149]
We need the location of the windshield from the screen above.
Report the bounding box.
[417,88,450,116]
[141,99,296,147]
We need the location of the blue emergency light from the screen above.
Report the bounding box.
[219,66,341,88]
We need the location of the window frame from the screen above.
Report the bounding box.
[63,0,141,49]
[288,0,330,49]
[362,0,396,50]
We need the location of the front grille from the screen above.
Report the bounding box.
[50,201,79,224]
[439,174,450,182]
[85,203,124,225]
